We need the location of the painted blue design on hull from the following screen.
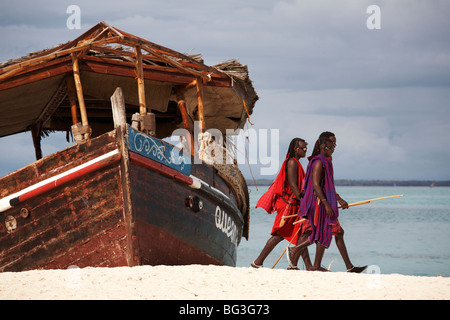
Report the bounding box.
[127,127,191,176]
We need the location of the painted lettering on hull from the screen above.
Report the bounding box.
[215,206,238,246]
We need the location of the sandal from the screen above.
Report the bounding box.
[347,265,368,273]
[287,265,300,270]
[251,261,263,269]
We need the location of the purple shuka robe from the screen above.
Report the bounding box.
[298,153,338,248]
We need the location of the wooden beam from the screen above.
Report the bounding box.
[140,43,209,80]
[110,87,127,129]
[71,52,90,141]
[134,45,147,119]
[80,57,233,86]
[0,54,232,92]
[176,88,194,156]
[71,53,88,126]
[65,75,79,125]
[0,58,72,91]
[30,122,43,160]
[0,36,122,78]
[196,76,205,132]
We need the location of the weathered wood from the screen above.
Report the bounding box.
[140,43,208,80]
[116,126,139,266]
[0,127,247,270]
[30,122,43,160]
[110,87,127,129]
[185,79,197,89]
[0,165,127,271]
[176,88,194,156]
[196,77,205,132]
[0,36,122,78]
[0,21,256,270]
[134,46,147,119]
[0,54,232,92]
[71,52,90,141]
[65,75,79,125]
[0,133,126,272]
[0,59,72,91]
[0,131,117,199]
[129,153,242,266]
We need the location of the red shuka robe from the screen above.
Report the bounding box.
[256,157,309,244]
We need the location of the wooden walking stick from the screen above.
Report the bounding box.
[280,214,298,221]
[271,219,305,269]
[338,194,404,208]
[278,194,294,228]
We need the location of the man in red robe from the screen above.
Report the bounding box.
[252,138,313,270]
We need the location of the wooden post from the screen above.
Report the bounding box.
[111,87,127,129]
[134,46,147,119]
[134,46,156,136]
[176,88,194,156]
[71,52,90,141]
[65,75,79,125]
[30,122,43,160]
[195,77,205,132]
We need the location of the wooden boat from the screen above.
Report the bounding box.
[0,22,258,272]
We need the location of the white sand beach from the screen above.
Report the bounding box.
[0,265,449,300]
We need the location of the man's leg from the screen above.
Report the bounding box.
[289,232,312,270]
[253,234,284,266]
[334,230,352,270]
[335,229,367,273]
[301,247,313,270]
[312,243,328,271]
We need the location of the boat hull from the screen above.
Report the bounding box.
[130,152,242,266]
[0,127,245,272]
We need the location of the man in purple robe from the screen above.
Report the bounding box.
[298,132,367,272]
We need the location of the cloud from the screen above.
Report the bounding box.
[248,85,450,180]
[1,0,449,181]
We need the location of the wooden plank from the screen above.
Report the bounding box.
[176,88,194,156]
[134,45,147,119]
[71,53,88,127]
[140,43,208,80]
[0,55,232,92]
[196,77,205,132]
[116,125,139,266]
[0,130,117,199]
[0,159,128,271]
[0,36,122,77]
[110,87,127,129]
[0,61,72,91]
[65,75,79,125]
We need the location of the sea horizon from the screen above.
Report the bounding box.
[238,185,450,277]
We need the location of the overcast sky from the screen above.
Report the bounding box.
[1,0,449,180]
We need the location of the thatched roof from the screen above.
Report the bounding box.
[0,21,258,140]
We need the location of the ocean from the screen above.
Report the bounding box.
[237,186,450,277]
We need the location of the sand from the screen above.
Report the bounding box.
[0,265,449,300]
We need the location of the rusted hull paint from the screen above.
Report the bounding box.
[0,132,129,272]
[0,155,128,272]
[135,220,222,266]
[129,152,243,266]
[0,128,244,271]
